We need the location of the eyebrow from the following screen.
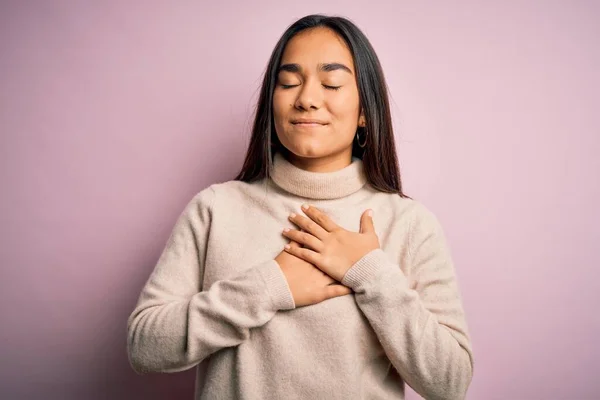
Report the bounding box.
[277,62,353,74]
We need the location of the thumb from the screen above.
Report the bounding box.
[360,209,375,234]
[325,283,352,300]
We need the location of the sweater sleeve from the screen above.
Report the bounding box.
[126,186,295,374]
[341,204,474,400]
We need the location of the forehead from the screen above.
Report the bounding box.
[280,27,354,71]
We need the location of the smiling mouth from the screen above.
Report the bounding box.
[292,122,328,127]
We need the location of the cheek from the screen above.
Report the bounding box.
[272,92,283,118]
[272,91,292,120]
[328,94,360,125]
[272,92,294,145]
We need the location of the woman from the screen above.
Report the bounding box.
[127,14,474,400]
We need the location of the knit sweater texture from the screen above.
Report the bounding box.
[126,152,474,399]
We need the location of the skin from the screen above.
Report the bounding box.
[275,203,380,308]
[272,27,366,173]
[284,204,380,282]
[272,27,379,307]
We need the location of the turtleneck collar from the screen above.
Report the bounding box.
[269,152,368,200]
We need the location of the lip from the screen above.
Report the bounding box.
[293,122,326,127]
[291,122,328,130]
[291,119,329,125]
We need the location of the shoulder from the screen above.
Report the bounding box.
[184,185,216,214]
[372,190,439,224]
[406,199,443,229]
[376,192,445,237]
[186,179,262,212]
[395,199,450,259]
[209,179,260,196]
[168,180,260,231]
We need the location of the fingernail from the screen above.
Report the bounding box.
[284,244,291,250]
[367,209,373,217]
[301,203,309,210]
[289,213,296,219]
[283,228,290,233]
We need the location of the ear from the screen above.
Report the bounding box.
[358,110,366,127]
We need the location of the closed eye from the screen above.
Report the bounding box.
[279,84,341,91]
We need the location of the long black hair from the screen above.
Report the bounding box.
[234,14,407,197]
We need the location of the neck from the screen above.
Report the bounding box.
[286,149,353,173]
[269,151,367,200]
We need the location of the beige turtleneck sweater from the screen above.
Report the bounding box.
[126,153,474,400]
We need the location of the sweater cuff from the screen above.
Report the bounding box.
[258,259,296,311]
[341,248,398,291]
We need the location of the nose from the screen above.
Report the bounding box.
[294,78,323,111]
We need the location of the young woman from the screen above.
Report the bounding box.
[127,14,474,400]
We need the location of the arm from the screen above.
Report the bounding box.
[126,187,295,374]
[341,204,474,400]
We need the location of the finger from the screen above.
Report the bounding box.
[324,283,352,299]
[282,228,323,252]
[288,212,328,241]
[301,204,339,232]
[283,244,322,266]
[360,209,375,234]
[298,229,305,248]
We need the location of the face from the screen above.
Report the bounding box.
[272,27,366,171]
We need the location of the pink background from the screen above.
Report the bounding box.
[1,1,598,399]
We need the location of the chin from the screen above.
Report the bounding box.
[285,141,329,159]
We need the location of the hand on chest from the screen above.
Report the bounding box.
[204,201,392,287]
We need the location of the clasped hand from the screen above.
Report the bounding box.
[282,204,380,282]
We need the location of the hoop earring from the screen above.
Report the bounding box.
[356,128,368,148]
